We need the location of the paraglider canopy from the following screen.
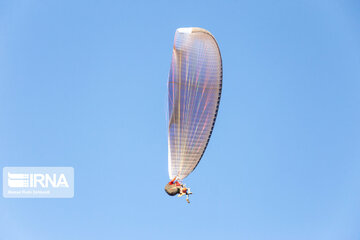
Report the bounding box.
[167,27,222,180]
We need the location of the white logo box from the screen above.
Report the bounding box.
[3,167,74,198]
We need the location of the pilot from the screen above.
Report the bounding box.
[164,177,192,203]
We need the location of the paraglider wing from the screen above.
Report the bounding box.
[168,27,222,180]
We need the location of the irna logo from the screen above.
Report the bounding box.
[3,167,74,198]
[8,172,69,188]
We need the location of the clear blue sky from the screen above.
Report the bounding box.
[1,1,360,239]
